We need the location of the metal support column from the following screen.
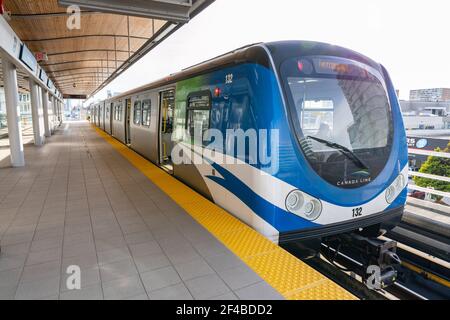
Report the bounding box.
[56,99,60,125]
[51,96,57,131]
[60,100,64,124]
[29,80,45,146]
[42,89,51,137]
[1,53,25,167]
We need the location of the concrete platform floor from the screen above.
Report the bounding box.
[0,122,283,300]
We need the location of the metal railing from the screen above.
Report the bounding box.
[409,148,450,159]
[408,148,450,199]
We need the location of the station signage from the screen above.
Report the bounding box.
[19,44,37,72]
[407,137,428,149]
[39,69,48,84]
[63,94,87,100]
[47,78,54,90]
[35,51,48,62]
[407,136,448,151]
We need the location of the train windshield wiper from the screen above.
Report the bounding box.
[306,136,369,170]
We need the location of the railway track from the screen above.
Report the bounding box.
[286,237,450,300]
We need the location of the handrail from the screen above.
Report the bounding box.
[407,185,450,199]
[408,171,450,183]
[407,147,449,198]
[409,148,450,159]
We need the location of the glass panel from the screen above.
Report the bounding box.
[187,109,210,144]
[141,100,151,127]
[281,56,393,188]
[133,101,142,125]
[186,93,211,145]
[161,90,175,134]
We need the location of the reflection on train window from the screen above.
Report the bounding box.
[300,99,334,138]
[186,93,211,144]
[133,101,142,125]
[114,103,123,121]
[141,100,151,127]
[118,103,123,121]
[228,94,255,130]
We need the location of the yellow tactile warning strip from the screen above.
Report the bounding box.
[93,126,357,300]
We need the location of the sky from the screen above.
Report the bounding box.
[86,0,450,104]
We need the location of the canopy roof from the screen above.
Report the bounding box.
[2,0,214,98]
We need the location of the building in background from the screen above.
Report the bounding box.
[400,100,450,132]
[409,88,450,102]
[0,88,6,129]
[18,93,32,126]
[0,88,32,130]
[107,90,122,98]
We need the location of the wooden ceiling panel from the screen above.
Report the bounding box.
[3,0,165,96]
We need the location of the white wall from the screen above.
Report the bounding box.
[403,116,445,130]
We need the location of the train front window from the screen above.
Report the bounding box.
[281,56,393,189]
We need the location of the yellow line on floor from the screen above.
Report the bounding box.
[93,126,357,300]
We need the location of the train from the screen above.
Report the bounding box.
[90,41,408,256]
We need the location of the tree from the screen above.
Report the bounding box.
[413,142,450,199]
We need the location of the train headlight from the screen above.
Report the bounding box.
[286,190,322,221]
[304,199,322,221]
[286,191,304,212]
[386,174,407,204]
[385,185,396,204]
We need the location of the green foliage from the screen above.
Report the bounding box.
[413,142,450,194]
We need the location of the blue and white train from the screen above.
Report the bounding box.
[91,41,408,249]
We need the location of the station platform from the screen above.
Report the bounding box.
[0,122,355,300]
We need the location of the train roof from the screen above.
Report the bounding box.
[105,40,382,101]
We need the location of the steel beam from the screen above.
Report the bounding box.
[41,59,126,67]
[47,49,134,57]
[58,0,195,23]
[11,11,98,19]
[22,34,149,42]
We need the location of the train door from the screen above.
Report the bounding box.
[110,102,114,136]
[125,98,131,145]
[97,105,101,127]
[100,104,104,130]
[159,89,175,173]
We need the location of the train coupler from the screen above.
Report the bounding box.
[322,233,402,290]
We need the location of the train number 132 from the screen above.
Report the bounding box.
[352,207,363,218]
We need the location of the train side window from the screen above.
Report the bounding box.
[114,104,118,121]
[141,100,151,127]
[186,91,211,144]
[133,101,142,125]
[118,103,123,122]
